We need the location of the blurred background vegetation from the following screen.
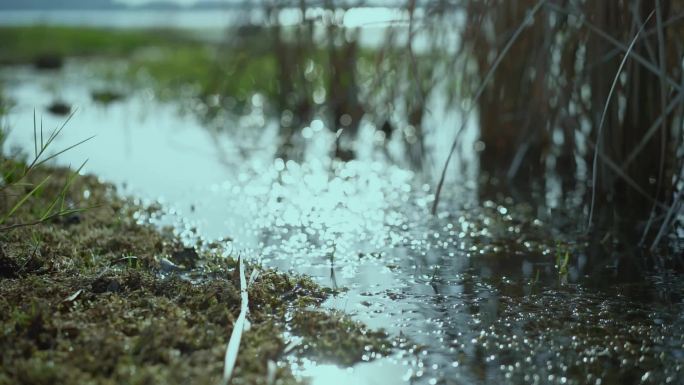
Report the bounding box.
[0,0,682,251]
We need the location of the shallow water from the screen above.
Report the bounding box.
[2,63,683,385]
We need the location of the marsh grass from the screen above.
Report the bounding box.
[1,6,679,251]
[436,0,684,252]
[431,0,547,215]
[587,10,655,231]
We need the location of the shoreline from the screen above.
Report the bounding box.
[0,163,390,385]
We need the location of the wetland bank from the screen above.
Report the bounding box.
[1,1,684,385]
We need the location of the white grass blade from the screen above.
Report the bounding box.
[221,256,249,385]
[247,267,260,288]
[0,175,50,226]
[266,360,277,385]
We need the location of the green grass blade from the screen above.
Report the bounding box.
[40,160,88,220]
[34,135,95,169]
[0,175,50,226]
[44,108,77,148]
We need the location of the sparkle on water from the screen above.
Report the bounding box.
[2,61,682,385]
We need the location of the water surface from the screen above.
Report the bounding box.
[2,62,682,385]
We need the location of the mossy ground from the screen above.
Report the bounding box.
[0,163,390,385]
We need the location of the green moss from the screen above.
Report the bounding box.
[0,163,390,384]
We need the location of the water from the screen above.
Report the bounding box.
[2,62,683,385]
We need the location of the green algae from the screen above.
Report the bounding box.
[0,164,390,385]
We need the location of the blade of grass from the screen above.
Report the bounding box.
[33,109,37,158]
[27,108,79,170]
[0,175,50,226]
[45,108,77,145]
[40,160,87,221]
[432,0,547,215]
[266,360,277,385]
[0,207,91,232]
[586,10,654,232]
[247,267,260,288]
[221,256,249,385]
[0,162,21,191]
[34,135,95,169]
[59,161,87,212]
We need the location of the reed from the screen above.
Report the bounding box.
[433,0,683,247]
